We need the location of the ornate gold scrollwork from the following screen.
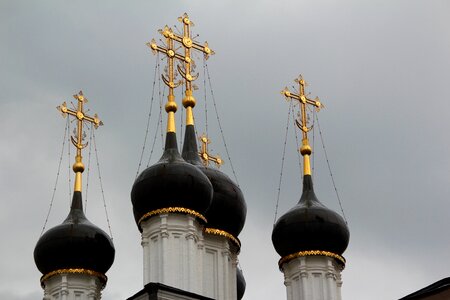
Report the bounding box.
[138,207,208,226]
[278,250,346,268]
[204,228,241,249]
[40,268,107,289]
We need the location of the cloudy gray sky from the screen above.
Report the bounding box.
[1,1,450,299]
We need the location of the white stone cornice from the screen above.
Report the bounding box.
[281,256,344,300]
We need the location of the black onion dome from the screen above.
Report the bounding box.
[272,175,349,258]
[131,131,213,230]
[236,267,246,300]
[182,125,247,238]
[201,168,246,237]
[34,191,115,276]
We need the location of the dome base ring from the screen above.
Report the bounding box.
[138,207,207,227]
[204,227,241,249]
[278,250,346,269]
[40,268,107,289]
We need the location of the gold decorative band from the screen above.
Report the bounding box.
[138,207,207,225]
[279,250,346,268]
[204,228,241,248]
[40,268,107,288]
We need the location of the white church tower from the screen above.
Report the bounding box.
[180,66,246,300]
[272,76,350,300]
[130,13,246,300]
[34,92,115,300]
[182,110,246,300]
[130,63,213,295]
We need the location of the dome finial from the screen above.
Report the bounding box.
[175,12,214,126]
[147,13,214,133]
[281,75,324,176]
[56,91,103,192]
[155,13,219,165]
[172,15,221,167]
[147,27,181,133]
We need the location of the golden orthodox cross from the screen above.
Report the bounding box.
[147,26,184,132]
[282,75,324,139]
[199,134,223,168]
[57,91,103,192]
[172,13,214,93]
[147,14,214,129]
[165,13,214,126]
[281,75,324,175]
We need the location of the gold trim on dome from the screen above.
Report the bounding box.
[204,228,241,248]
[138,207,207,225]
[279,250,346,268]
[40,268,107,289]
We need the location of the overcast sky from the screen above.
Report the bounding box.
[1,1,450,299]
